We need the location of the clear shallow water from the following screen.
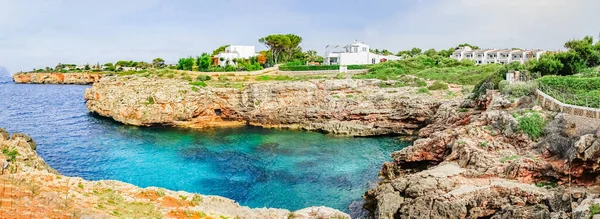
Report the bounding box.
[0,83,408,212]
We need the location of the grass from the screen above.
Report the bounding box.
[255,75,325,81]
[196,74,211,81]
[145,96,155,105]
[500,155,521,163]
[480,141,488,148]
[428,81,449,90]
[538,75,600,108]
[77,183,84,189]
[2,148,19,162]
[590,204,600,216]
[190,194,203,206]
[417,87,430,94]
[517,112,546,140]
[95,189,162,218]
[156,189,165,197]
[190,81,207,87]
[351,55,503,85]
[535,181,558,188]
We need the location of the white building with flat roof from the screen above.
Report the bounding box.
[451,46,547,65]
[214,45,257,66]
[323,41,401,65]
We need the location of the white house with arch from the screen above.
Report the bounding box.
[214,45,258,66]
[323,41,400,65]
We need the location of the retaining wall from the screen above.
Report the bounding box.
[536,90,600,119]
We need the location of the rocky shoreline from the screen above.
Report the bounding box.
[13,73,600,218]
[13,72,103,85]
[84,76,459,136]
[365,90,600,218]
[0,128,349,218]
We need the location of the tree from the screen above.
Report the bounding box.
[304,50,320,62]
[410,48,422,56]
[564,36,600,67]
[212,45,230,56]
[257,52,267,65]
[196,53,211,70]
[84,64,91,70]
[137,61,152,69]
[55,63,63,71]
[457,43,480,50]
[177,57,195,71]
[152,58,165,68]
[116,60,131,67]
[103,62,116,71]
[424,48,438,57]
[285,34,303,61]
[528,54,564,76]
[259,34,302,63]
[380,49,393,56]
[396,50,411,57]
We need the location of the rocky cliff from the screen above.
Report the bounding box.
[84,76,458,136]
[13,72,103,85]
[365,91,600,219]
[0,128,349,218]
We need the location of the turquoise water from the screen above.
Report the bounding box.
[0,83,408,212]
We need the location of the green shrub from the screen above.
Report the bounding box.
[590,204,600,216]
[146,96,155,105]
[498,80,509,91]
[501,82,537,98]
[218,75,230,81]
[190,81,207,87]
[279,64,369,71]
[428,81,448,90]
[196,74,211,81]
[417,87,430,94]
[2,149,19,162]
[518,113,546,140]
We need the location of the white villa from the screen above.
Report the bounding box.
[214,45,257,67]
[323,41,401,65]
[452,46,547,65]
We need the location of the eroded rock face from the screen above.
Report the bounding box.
[84,76,454,136]
[0,128,350,218]
[366,92,600,219]
[13,72,103,84]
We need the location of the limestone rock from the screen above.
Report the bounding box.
[85,77,456,136]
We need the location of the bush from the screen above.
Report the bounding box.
[279,64,369,71]
[190,81,207,87]
[417,87,430,94]
[498,80,509,91]
[518,113,546,140]
[428,81,448,90]
[196,75,211,81]
[500,82,537,98]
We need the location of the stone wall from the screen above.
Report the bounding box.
[536,89,600,119]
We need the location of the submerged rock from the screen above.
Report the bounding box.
[0,128,350,218]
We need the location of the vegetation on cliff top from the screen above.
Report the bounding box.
[352,55,503,85]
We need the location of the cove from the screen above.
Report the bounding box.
[0,83,409,212]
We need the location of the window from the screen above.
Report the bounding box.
[372,58,376,64]
[362,47,367,52]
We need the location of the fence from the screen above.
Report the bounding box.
[538,83,600,109]
[536,85,600,119]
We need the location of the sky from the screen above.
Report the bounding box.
[1,0,600,72]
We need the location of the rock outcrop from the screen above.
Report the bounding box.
[0,128,349,219]
[84,76,458,136]
[13,72,103,85]
[365,91,600,219]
